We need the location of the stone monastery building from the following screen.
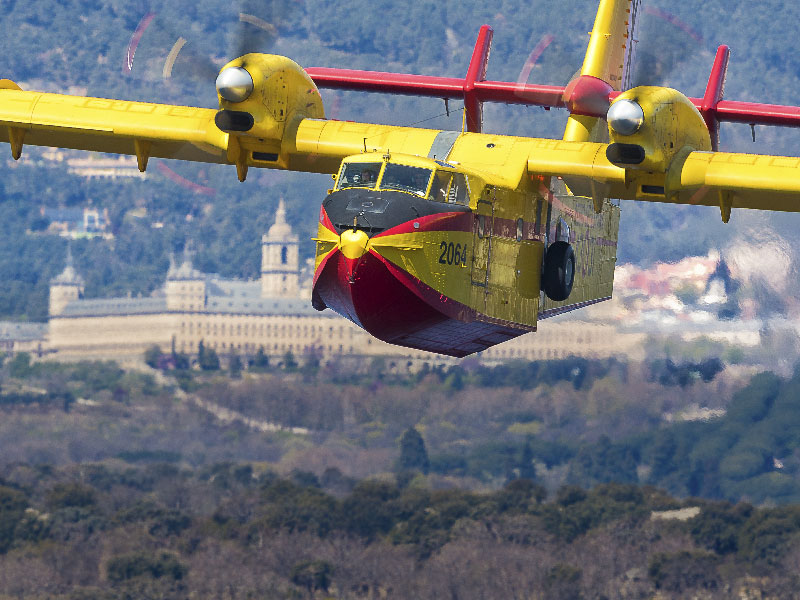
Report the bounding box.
[39,200,633,363]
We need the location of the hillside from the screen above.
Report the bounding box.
[0,356,800,597]
[1,0,800,320]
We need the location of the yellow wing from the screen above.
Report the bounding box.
[0,55,417,181]
[527,139,800,222]
[0,84,227,169]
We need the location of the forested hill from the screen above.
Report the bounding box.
[1,0,800,320]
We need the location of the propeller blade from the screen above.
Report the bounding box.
[629,7,704,88]
[234,0,283,59]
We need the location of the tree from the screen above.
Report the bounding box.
[545,564,583,600]
[252,346,269,369]
[106,551,187,582]
[282,350,298,372]
[7,352,32,378]
[518,438,537,480]
[300,346,321,378]
[399,427,430,474]
[0,486,27,554]
[197,340,219,371]
[144,345,162,369]
[648,551,720,593]
[290,560,333,594]
[46,482,96,510]
[228,351,242,378]
[171,352,190,370]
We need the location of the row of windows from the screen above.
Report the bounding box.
[491,348,598,360]
[178,340,353,355]
[179,320,353,339]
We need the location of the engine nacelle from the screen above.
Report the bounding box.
[215,54,325,179]
[605,87,711,173]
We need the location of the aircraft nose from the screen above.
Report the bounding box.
[339,229,370,259]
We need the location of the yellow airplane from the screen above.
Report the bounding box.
[3,0,800,357]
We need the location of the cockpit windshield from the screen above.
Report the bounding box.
[379,163,433,197]
[336,162,382,190]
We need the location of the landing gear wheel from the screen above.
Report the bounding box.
[543,241,575,301]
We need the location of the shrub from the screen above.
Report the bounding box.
[106,551,187,582]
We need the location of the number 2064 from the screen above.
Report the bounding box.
[438,242,468,267]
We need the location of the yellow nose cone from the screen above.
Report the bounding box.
[339,229,370,259]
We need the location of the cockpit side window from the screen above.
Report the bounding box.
[432,171,453,203]
[336,162,382,190]
[449,173,469,205]
[379,163,433,197]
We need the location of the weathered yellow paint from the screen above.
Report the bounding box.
[609,87,712,172]
[308,147,621,329]
[370,229,473,307]
[581,0,637,89]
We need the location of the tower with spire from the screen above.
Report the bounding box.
[261,199,299,298]
[49,247,85,316]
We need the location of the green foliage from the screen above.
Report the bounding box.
[46,482,96,510]
[256,479,337,537]
[0,486,27,554]
[116,450,182,464]
[543,483,647,542]
[282,350,298,372]
[736,506,800,568]
[726,372,781,423]
[7,352,32,378]
[689,501,753,555]
[106,551,187,582]
[637,370,800,502]
[290,560,334,593]
[340,480,401,540]
[428,452,468,476]
[251,346,270,370]
[69,361,125,393]
[648,550,721,593]
[290,469,321,489]
[495,478,546,512]
[197,340,220,371]
[320,466,356,494]
[389,488,478,556]
[648,358,725,387]
[13,458,800,594]
[144,345,162,369]
[300,347,321,378]
[566,435,639,486]
[545,564,583,600]
[148,510,192,537]
[398,427,430,474]
[228,351,242,378]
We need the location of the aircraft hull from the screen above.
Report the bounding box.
[312,206,529,357]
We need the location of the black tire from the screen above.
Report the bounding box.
[542,241,575,301]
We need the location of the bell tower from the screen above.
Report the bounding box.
[49,247,85,316]
[261,199,299,297]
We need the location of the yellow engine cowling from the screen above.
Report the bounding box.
[215,54,325,179]
[606,86,711,174]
